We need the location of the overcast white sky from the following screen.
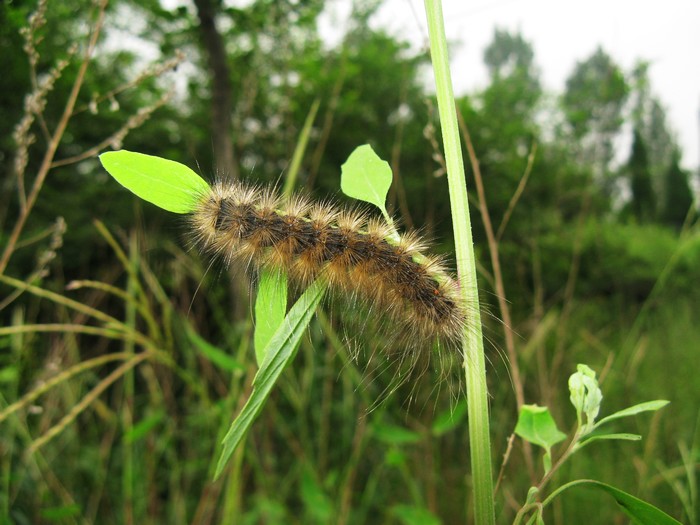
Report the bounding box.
[329,0,699,171]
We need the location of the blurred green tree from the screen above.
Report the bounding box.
[562,47,628,190]
[630,61,676,180]
[661,149,695,229]
[628,129,656,222]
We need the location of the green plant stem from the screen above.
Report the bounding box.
[122,233,138,525]
[423,1,495,523]
[282,98,320,196]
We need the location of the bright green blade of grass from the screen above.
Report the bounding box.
[214,280,326,479]
[423,0,494,522]
[186,322,244,372]
[254,269,288,366]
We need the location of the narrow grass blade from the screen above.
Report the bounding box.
[214,280,325,478]
[186,323,244,372]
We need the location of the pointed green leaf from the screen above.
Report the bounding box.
[391,504,442,525]
[385,448,408,467]
[341,144,392,220]
[40,505,82,520]
[548,479,682,525]
[99,150,209,213]
[300,468,334,523]
[214,280,326,478]
[431,398,467,436]
[578,433,642,450]
[254,269,288,366]
[374,423,422,445]
[186,323,244,372]
[124,410,165,443]
[595,400,670,429]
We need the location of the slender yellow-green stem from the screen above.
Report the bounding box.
[282,98,320,197]
[423,1,495,523]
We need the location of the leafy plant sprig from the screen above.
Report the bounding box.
[513,364,675,524]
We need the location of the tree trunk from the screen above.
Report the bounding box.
[193,0,238,179]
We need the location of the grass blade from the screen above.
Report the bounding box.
[214,280,325,478]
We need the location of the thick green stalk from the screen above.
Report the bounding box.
[423,1,495,523]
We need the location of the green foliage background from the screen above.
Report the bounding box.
[0,1,698,524]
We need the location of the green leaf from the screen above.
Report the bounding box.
[578,433,642,450]
[515,404,567,451]
[40,504,81,520]
[385,447,408,467]
[124,410,165,443]
[99,150,210,214]
[373,423,422,445]
[584,432,642,442]
[594,400,670,429]
[431,398,467,436]
[300,468,334,523]
[341,144,393,221]
[214,280,326,478]
[391,504,442,525]
[0,366,18,384]
[551,479,682,525]
[186,323,244,372]
[254,268,288,366]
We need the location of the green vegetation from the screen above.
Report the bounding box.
[1,0,698,524]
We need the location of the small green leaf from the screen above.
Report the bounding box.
[40,504,81,520]
[515,404,567,451]
[374,423,422,445]
[385,447,408,467]
[99,150,210,213]
[300,468,333,523]
[391,504,442,525]
[214,280,326,478]
[124,410,165,443]
[254,269,288,366]
[341,144,393,221]
[0,366,18,384]
[594,400,670,429]
[431,398,467,436]
[186,324,244,372]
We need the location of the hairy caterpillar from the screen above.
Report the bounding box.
[190,180,467,347]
